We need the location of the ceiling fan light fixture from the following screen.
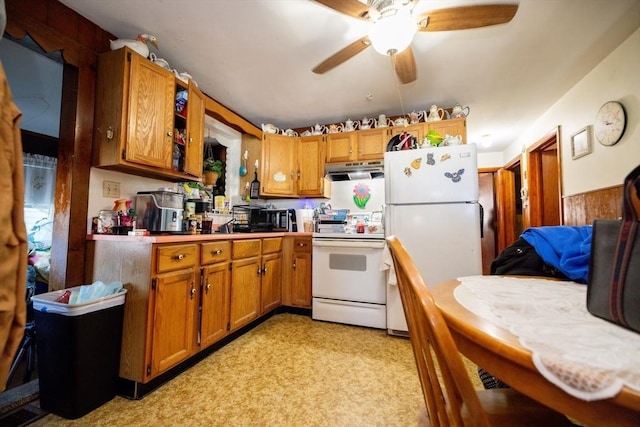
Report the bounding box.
[368,7,416,56]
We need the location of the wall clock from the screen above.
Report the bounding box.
[594,101,626,146]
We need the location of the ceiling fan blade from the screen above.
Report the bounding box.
[417,4,518,32]
[312,36,371,74]
[313,0,370,20]
[394,47,416,84]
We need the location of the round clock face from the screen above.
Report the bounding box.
[594,101,626,146]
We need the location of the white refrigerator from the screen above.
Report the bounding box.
[384,144,482,335]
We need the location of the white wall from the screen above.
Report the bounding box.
[503,28,640,196]
[87,168,177,232]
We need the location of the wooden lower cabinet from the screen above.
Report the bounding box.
[200,241,231,349]
[85,235,293,386]
[150,268,197,376]
[261,237,283,314]
[230,255,262,331]
[282,236,312,308]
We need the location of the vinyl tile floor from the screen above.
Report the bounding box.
[30,313,482,427]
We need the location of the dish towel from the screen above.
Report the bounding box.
[380,243,397,286]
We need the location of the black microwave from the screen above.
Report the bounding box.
[231,206,296,232]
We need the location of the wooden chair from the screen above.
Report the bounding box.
[386,235,575,426]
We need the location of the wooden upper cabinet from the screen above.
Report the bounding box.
[93,47,204,181]
[326,131,357,163]
[427,118,467,144]
[357,128,388,161]
[261,133,297,197]
[182,81,205,177]
[125,53,175,169]
[297,134,326,197]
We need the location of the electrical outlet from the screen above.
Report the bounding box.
[103,180,120,198]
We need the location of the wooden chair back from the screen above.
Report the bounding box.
[386,235,491,426]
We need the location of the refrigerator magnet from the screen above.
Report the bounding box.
[444,169,465,183]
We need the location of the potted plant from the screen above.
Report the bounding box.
[202,158,223,185]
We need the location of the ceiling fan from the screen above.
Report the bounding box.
[312,0,519,84]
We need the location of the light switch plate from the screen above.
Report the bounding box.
[103,180,120,198]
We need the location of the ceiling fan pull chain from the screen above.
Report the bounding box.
[390,54,408,121]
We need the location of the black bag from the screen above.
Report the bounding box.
[490,237,568,280]
[587,164,640,333]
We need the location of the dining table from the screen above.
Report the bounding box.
[431,275,640,427]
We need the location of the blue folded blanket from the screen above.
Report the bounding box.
[521,226,592,283]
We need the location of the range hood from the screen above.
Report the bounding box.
[325,160,384,181]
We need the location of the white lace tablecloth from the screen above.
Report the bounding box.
[454,275,640,401]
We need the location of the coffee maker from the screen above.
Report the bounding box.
[135,190,184,232]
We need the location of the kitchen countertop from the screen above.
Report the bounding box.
[86,231,314,243]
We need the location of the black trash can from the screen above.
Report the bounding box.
[32,288,127,419]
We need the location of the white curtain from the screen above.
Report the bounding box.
[23,153,57,208]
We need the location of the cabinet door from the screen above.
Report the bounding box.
[291,251,312,308]
[230,257,262,331]
[201,263,230,348]
[326,132,356,163]
[261,133,297,196]
[126,53,175,169]
[357,128,388,161]
[428,118,467,144]
[150,269,197,377]
[297,135,326,197]
[261,252,282,314]
[183,81,205,177]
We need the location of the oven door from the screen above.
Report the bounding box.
[312,238,386,304]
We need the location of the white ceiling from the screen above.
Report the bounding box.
[58,0,640,153]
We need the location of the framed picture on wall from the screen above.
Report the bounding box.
[571,125,592,160]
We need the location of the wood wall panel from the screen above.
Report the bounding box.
[563,185,623,226]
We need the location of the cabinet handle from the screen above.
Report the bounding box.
[167,130,174,137]
[190,285,196,299]
[106,126,114,140]
[257,267,262,276]
[298,242,306,247]
[174,254,185,260]
[212,249,222,255]
[292,262,297,269]
[262,266,267,275]
[205,283,211,293]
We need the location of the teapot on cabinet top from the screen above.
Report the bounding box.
[262,123,279,134]
[426,105,445,122]
[451,103,470,119]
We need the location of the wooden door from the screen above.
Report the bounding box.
[126,52,175,169]
[357,128,388,160]
[326,132,356,162]
[525,129,562,227]
[479,172,497,274]
[229,257,261,331]
[200,262,230,348]
[495,168,518,254]
[260,253,282,314]
[261,133,297,196]
[151,269,197,376]
[183,81,205,177]
[297,135,325,197]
